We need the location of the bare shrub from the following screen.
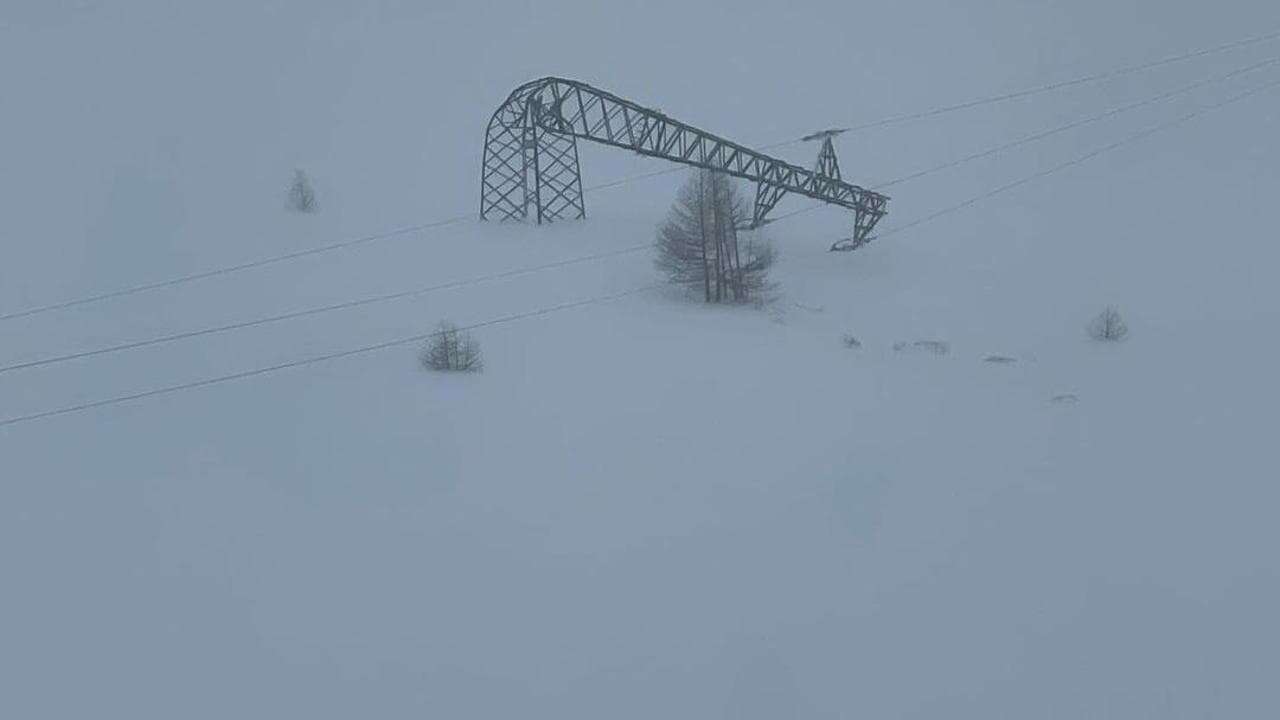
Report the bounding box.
[841,333,862,349]
[422,321,482,373]
[1088,306,1128,342]
[894,340,950,356]
[655,168,775,304]
[286,169,318,213]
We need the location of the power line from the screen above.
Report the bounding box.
[3,69,1275,431]
[875,74,1280,240]
[580,165,689,191]
[5,27,1277,325]
[0,172,660,324]
[0,215,472,322]
[494,31,1280,200]
[0,242,854,429]
[0,283,665,430]
[819,27,1280,138]
[766,69,1280,231]
[0,243,651,376]
[872,55,1280,190]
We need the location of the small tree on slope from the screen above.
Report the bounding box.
[422,321,483,372]
[655,168,774,304]
[287,169,318,213]
[1089,306,1129,342]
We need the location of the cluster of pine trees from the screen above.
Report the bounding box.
[655,169,774,303]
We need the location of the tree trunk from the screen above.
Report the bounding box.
[697,171,711,302]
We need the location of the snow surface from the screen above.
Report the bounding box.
[3,1,1279,717]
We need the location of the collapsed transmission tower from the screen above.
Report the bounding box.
[480,77,889,250]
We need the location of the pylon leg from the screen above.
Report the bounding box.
[481,84,585,223]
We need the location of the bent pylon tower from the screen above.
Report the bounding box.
[480,77,889,249]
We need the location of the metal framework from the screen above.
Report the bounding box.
[480,77,889,248]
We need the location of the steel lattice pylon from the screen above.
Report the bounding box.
[481,77,889,247]
[481,86,586,223]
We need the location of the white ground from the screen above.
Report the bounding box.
[3,1,1279,717]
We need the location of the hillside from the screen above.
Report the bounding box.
[3,2,1279,717]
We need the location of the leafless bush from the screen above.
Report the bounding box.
[841,333,862,349]
[1088,306,1128,342]
[287,169,318,213]
[422,321,482,373]
[894,340,950,356]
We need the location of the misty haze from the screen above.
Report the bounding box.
[2,1,1278,717]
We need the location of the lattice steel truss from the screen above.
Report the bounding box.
[481,77,889,247]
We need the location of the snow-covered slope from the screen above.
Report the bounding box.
[3,1,1279,717]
